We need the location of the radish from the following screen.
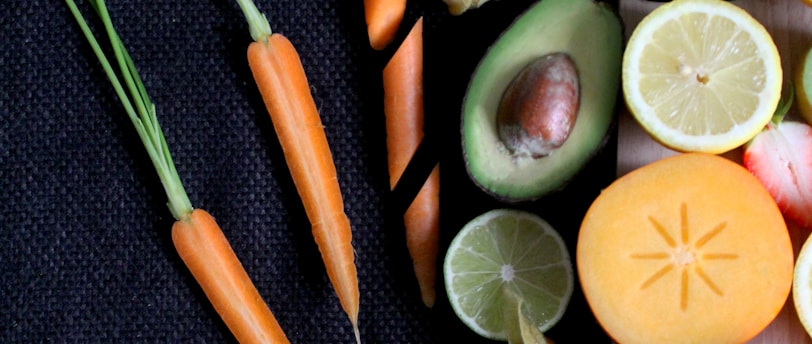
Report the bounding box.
[743,83,812,229]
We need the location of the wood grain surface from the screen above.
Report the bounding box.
[616,0,812,342]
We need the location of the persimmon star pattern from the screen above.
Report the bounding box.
[631,203,738,311]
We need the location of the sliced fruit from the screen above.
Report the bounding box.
[444,209,573,341]
[796,44,812,125]
[577,153,793,344]
[793,232,812,337]
[504,289,552,344]
[622,0,782,154]
[461,0,622,202]
[743,118,812,229]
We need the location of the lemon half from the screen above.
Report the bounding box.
[622,0,782,153]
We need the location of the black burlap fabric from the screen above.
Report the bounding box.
[1,0,617,342]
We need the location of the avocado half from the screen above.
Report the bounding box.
[461,0,622,202]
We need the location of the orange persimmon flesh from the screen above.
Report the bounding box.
[577,153,793,344]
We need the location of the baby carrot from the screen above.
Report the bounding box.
[65,0,289,342]
[382,18,440,308]
[364,0,407,50]
[172,209,289,343]
[234,0,360,341]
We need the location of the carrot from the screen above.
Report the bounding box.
[234,0,360,342]
[172,209,289,343]
[382,18,440,308]
[65,1,290,343]
[364,0,407,50]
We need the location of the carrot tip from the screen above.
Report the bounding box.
[421,290,436,309]
[368,27,397,51]
[353,323,361,344]
[364,0,406,50]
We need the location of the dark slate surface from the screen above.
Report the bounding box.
[1,0,618,342]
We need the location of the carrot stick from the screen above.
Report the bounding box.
[364,0,407,50]
[382,18,440,308]
[234,0,360,341]
[65,1,290,342]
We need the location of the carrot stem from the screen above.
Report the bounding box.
[382,18,439,308]
[235,1,361,342]
[235,0,271,42]
[66,0,192,220]
[66,1,289,342]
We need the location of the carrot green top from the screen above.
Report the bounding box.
[66,0,193,221]
[235,0,272,42]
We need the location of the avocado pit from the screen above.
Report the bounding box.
[496,52,580,158]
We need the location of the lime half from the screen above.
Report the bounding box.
[796,44,812,125]
[794,233,812,337]
[443,209,574,340]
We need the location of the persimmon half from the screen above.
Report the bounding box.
[577,153,793,344]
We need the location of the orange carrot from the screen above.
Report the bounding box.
[173,209,290,343]
[382,18,440,308]
[66,0,290,342]
[364,0,407,50]
[235,0,360,341]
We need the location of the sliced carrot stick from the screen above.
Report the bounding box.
[403,167,440,307]
[382,18,440,308]
[235,0,360,341]
[66,0,290,342]
[364,0,407,50]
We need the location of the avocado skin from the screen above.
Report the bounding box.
[461,0,622,202]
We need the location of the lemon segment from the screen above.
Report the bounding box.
[622,0,782,153]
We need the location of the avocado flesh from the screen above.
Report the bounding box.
[462,0,622,202]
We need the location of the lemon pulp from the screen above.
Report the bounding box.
[623,0,782,153]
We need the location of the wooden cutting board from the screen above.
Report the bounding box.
[616,0,812,342]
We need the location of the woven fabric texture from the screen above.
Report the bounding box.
[1,0,616,342]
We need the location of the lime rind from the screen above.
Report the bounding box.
[797,45,812,125]
[793,233,812,337]
[444,209,574,340]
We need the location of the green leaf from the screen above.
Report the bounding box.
[773,80,795,125]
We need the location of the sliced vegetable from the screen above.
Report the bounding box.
[234,0,360,341]
[364,0,406,50]
[382,18,440,308]
[65,0,290,342]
